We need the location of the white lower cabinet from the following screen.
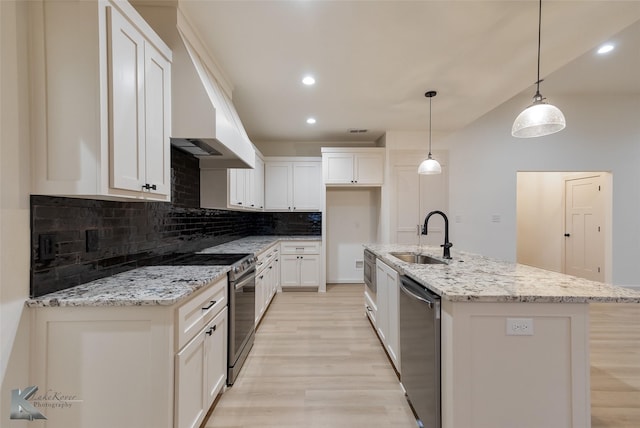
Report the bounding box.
[176,307,228,428]
[30,276,228,428]
[255,244,279,326]
[280,241,321,288]
[375,259,401,372]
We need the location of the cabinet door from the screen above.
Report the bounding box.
[323,153,354,184]
[385,266,400,370]
[255,271,265,324]
[143,42,171,197]
[175,329,207,428]
[376,262,389,344]
[244,168,256,208]
[299,254,320,287]
[354,153,384,185]
[254,157,265,210]
[280,255,300,286]
[108,6,146,192]
[229,169,245,207]
[265,162,292,210]
[292,162,322,211]
[204,308,228,407]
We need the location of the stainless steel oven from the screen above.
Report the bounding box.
[363,249,376,296]
[153,252,256,386]
[227,257,256,385]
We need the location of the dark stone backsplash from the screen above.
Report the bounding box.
[30,148,321,297]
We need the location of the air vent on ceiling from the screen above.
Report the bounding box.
[348,129,368,134]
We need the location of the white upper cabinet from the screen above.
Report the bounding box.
[264,158,322,211]
[201,154,264,211]
[30,0,172,201]
[321,148,385,185]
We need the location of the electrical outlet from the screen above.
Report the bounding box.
[355,260,364,269]
[506,318,534,336]
[86,229,99,252]
[38,233,56,261]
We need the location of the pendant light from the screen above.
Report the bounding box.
[512,0,566,138]
[418,91,442,175]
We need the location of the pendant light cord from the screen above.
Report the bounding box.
[535,0,542,97]
[428,95,433,156]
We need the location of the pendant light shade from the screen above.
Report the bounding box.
[418,90,442,175]
[512,0,565,138]
[418,156,442,175]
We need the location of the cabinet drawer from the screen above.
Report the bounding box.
[280,241,320,255]
[177,276,227,350]
[256,244,279,273]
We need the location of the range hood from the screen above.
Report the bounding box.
[132,2,255,169]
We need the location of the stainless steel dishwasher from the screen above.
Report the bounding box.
[399,275,441,428]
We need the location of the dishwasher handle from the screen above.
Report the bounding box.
[400,276,441,318]
[400,281,433,308]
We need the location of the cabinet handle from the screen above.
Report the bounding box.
[269,266,273,269]
[366,306,372,312]
[238,202,243,205]
[259,275,264,279]
[142,183,157,191]
[206,325,216,336]
[202,300,216,310]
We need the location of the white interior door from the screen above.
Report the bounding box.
[564,175,604,282]
[395,166,420,244]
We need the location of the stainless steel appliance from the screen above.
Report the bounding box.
[399,275,441,428]
[153,252,256,386]
[226,256,256,385]
[363,249,377,295]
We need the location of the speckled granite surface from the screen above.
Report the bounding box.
[27,236,320,308]
[26,266,230,307]
[365,244,640,304]
[198,235,320,256]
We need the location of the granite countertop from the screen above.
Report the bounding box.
[27,235,321,308]
[198,235,320,257]
[365,244,640,304]
[25,266,230,308]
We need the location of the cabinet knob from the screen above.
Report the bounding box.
[238,202,243,205]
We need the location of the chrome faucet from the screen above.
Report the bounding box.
[422,210,453,259]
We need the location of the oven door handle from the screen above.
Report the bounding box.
[233,270,256,290]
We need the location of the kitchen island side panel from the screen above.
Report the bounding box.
[441,300,590,428]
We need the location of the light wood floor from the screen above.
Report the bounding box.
[590,303,640,427]
[204,285,640,428]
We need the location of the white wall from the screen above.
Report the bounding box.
[447,93,640,286]
[326,188,380,283]
[1,0,32,424]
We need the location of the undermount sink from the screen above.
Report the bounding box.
[389,252,447,265]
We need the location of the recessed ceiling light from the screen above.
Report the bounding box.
[302,76,316,86]
[306,117,316,124]
[597,43,615,54]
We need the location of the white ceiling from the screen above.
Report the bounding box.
[178,1,640,143]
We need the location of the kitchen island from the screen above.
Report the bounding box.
[365,244,640,428]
